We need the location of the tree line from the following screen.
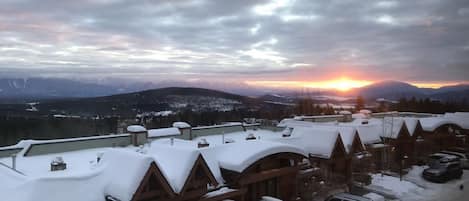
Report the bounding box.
[389,97,469,113]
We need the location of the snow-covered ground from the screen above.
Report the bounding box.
[366,166,469,201]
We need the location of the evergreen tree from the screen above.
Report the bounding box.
[355,95,365,111]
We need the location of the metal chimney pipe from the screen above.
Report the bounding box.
[11,154,17,170]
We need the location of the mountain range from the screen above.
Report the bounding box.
[348,80,469,101]
[0,78,468,104]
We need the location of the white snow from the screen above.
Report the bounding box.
[381,117,405,139]
[286,127,340,158]
[127,125,146,132]
[419,117,461,132]
[147,141,200,193]
[368,173,425,197]
[367,166,469,201]
[147,127,180,138]
[172,121,191,128]
[217,141,306,172]
[203,187,236,198]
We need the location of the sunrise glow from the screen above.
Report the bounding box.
[246,77,373,91]
[410,82,467,89]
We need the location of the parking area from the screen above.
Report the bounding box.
[361,166,469,201]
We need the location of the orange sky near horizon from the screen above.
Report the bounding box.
[245,78,466,91]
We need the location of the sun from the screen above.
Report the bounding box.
[244,77,372,91]
[324,78,371,92]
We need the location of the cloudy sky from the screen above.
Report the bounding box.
[0,0,468,89]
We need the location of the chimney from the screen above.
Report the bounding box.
[97,153,104,163]
[246,133,256,140]
[282,127,293,137]
[127,125,148,146]
[198,138,209,148]
[51,156,67,171]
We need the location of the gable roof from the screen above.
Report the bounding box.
[353,124,383,145]
[286,126,342,159]
[179,155,218,195]
[132,162,176,201]
[381,117,406,139]
[217,141,306,172]
[403,117,419,136]
[147,143,201,193]
[419,117,463,132]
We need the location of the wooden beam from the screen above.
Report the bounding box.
[199,189,246,201]
[238,166,299,185]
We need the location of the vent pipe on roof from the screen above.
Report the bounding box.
[105,195,121,201]
[246,133,256,140]
[97,153,104,163]
[11,154,16,170]
[51,156,67,171]
[282,128,293,137]
[198,138,209,148]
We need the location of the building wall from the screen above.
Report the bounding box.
[0,148,22,158]
[24,134,131,156]
[191,125,244,139]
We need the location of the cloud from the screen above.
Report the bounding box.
[0,0,468,85]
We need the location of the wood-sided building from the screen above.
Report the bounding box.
[131,152,221,201]
[379,117,417,171]
[216,141,307,201]
[420,117,467,153]
[354,124,389,172]
[288,127,349,190]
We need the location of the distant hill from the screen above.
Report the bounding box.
[33,87,277,117]
[352,80,469,102]
[0,78,140,102]
[353,80,426,100]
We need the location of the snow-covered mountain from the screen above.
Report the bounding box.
[0,78,139,100]
[352,80,469,101]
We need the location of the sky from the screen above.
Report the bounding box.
[0,0,468,90]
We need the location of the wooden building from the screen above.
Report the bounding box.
[221,152,305,201]
[420,117,467,154]
[354,124,389,172]
[380,118,414,171]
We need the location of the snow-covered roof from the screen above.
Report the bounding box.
[419,117,463,132]
[403,117,419,136]
[100,149,154,201]
[381,117,405,139]
[147,141,200,193]
[337,127,360,153]
[0,163,26,190]
[0,148,154,201]
[286,127,340,158]
[442,113,469,129]
[277,119,366,153]
[353,124,383,145]
[217,141,306,172]
[148,127,180,138]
